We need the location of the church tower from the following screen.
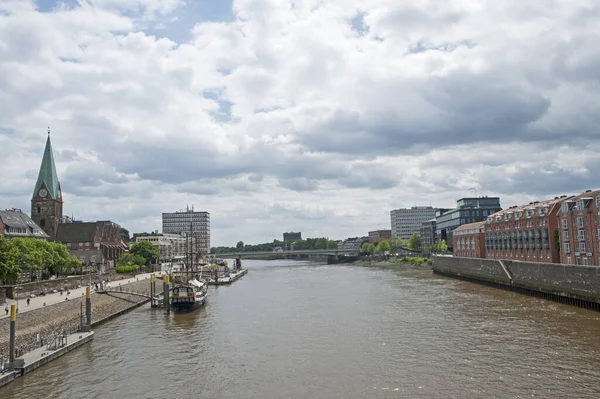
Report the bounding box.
[31,128,63,240]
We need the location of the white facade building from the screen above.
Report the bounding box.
[391,206,437,241]
[134,233,187,261]
[162,208,210,254]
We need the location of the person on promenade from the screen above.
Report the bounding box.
[4,305,8,315]
[27,298,30,306]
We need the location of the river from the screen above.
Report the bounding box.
[3,260,600,398]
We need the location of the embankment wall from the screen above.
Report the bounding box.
[433,256,600,303]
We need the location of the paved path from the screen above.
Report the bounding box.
[1,272,162,320]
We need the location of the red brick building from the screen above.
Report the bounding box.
[485,197,565,263]
[559,189,600,266]
[368,229,392,243]
[452,221,486,258]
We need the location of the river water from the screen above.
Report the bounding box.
[3,260,600,398]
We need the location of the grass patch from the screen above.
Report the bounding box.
[390,256,431,266]
[115,265,140,274]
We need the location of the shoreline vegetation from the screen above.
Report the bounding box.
[354,256,433,270]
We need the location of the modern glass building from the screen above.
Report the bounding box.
[435,197,502,250]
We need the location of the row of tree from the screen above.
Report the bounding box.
[213,237,339,254]
[117,241,159,267]
[360,233,448,255]
[0,236,82,283]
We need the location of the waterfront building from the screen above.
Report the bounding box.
[31,131,63,240]
[55,221,127,269]
[420,219,437,251]
[390,206,437,241]
[343,237,367,251]
[368,229,392,244]
[452,221,486,258]
[0,209,50,240]
[162,207,210,254]
[485,197,564,263]
[134,232,187,261]
[283,232,302,242]
[436,197,502,251]
[559,189,600,266]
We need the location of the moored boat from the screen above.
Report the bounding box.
[170,278,208,311]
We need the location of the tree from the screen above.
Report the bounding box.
[361,241,370,254]
[395,237,407,248]
[367,243,377,254]
[431,239,448,254]
[407,233,422,251]
[236,241,244,249]
[117,253,146,267]
[128,241,159,265]
[376,239,392,254]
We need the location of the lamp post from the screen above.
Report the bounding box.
[14,286,22,313]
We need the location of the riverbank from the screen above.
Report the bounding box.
[353,258,433,271]
[0,279,160,361]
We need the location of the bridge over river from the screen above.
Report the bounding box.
[215,248,359,262]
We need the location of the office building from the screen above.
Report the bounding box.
[162,207,210,254]
[436,197,502,250]
[391,206,437,241]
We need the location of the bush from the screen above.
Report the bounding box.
[398,256,429,266]
[115,265,139,274]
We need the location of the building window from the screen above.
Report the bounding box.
[567,256,572,264]
[578,230,585,241]
[579,242,586,252]
[562,219,568,230]
[583,257,588,266]
[564,242,570,253]
[577,199,585,212]
[596,197,600,209]
[561,202,569,213]
[563,231,569,241]
[37,207,41,213]
[576,217,584,228]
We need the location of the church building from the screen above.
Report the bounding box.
[30,130,127,269]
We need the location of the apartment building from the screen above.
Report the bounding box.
[368,229,392,244]
[485,197,564,263]
[162,207,210,254]
[391,206,437,241]
[453,221,486,258]
[559,190,600,266]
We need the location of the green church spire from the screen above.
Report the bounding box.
[32,127,60,200]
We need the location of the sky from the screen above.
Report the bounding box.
[1,0,599,247]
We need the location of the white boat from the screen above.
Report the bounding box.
[170,278,208,311]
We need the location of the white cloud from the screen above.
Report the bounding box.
[1,0,600,246]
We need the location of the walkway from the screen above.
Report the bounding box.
[1,272,161,320]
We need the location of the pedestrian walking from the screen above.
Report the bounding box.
[27,298,30,306]
[4,305,8,315]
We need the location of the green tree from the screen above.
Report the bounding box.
[376,239,392,254]
[395,237,407,248]
[431,239,448,254]
[367,243,377,254]
[128,241,159,265]
[236,241,244,249]
[117,253,146,267]
[361,241,370,254]
[407,233,422,251]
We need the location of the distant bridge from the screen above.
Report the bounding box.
[215,249,360,258]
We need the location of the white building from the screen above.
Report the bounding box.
[391,206,437,241]
[134,233,187,261]
[162,207,210,254]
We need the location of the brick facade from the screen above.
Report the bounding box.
[368,229,392,243]
[452,221,486,258]
[559,190,600,266]
[485,197,563,263]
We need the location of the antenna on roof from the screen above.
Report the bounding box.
[47,126,50,135]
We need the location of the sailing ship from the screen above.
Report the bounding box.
[170,205,209,312]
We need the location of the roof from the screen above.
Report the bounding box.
[487,196,566,221]
[56,222,98,243]
[569,189,600,201]
[453,221,485,232]
[32,135,60,200]
[0,209,50,239]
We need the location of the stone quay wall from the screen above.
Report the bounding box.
[0,279,164,361]
[1,276,92,300]
[433,256,600,303]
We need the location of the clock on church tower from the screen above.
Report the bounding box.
[31,132,63,240]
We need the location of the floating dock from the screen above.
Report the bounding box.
[207,269,248,285]
[0,331,94,388]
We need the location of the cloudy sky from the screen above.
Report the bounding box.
[1,0,599,246]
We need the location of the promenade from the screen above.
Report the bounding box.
[1,272,159,320]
